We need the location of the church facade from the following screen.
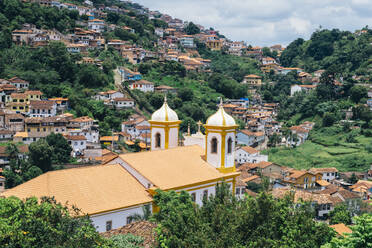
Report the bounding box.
[2,97,241,232]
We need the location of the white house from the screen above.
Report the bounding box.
[88,19,105,33]
[290,84,317,96]
[68,128,100,144]
[94,90,124,101]
[113,98,135,109]
[122,115,150,139]
[236,130,265,146]
[128,80,154,92]
[235,146,268,165]
[66,135,87,157]
[29,100,57,118]
[309,167,339,182]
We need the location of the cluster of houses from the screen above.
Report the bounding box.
[235,162,370,219]
[0,77,131,166]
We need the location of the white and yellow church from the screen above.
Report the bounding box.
[1,98,240,232]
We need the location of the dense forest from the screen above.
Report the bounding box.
[280,28,372,76]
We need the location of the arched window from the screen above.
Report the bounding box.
[227,137,233,154]
[211,137,218,154]
[155,133,161,148]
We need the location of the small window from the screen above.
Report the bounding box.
[37,128,40,132]
[155,133,161,148]
[211,137,218,154]
[227,137,233,154]
[0,182,3,186]
[80,142,84,145]
[43,128,46,132]
[106,221,112,231]
[191,192,196,202]
[236,188,240,195]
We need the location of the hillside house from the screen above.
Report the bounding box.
[239,161,282,176]
[0,145,28,167]
[290,84,317,96]
[235,146,268,165]
[66,135,87,157]
[155,85,177,94]
[48,98,69,113]
[112,98,135,109]
[309,167,339,182]
[283,170,323,189]
[94,90,124,101]
[128,80,154,92]
[88,19,105,33]
[236,130,265,147]
[8,77,29,89]
[29,100,57,117]
[119,68,142,81]
[5,114,24,132]
[0,130,15,143]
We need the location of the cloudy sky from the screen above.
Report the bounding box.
[134,0,372,46]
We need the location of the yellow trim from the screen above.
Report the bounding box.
[149,120,182,125]
[179,180,233,192]
[232,177,236,195]
[203,124,239,130]
[221,130,226,168]
[217,166,236,173]
[164,126,169,149]
[205,129,208,158]
[166,173,239,191]
[89,200,153,216]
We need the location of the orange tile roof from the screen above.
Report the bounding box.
[117,145,239,190]
[241,146,259,154]
[100,136,119,142]
[330,223,352,237]
[1,164,153,215]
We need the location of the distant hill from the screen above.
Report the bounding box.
[280,28,372,77]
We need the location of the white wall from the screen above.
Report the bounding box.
[223,131,235,169]
[178,179,234,206]
[206,132,222,169]
[151,127,165,150]
[168,127,178,148]
[91,204,150,232]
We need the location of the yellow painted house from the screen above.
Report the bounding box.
[284,170,322,189]
[7,90,43,113]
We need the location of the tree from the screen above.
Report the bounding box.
[322,214,372,248]
[323,112,336,127]
[184,22,200,35]
[329,204,352,225]
[29,139,53,172]
[153,183,334,247]
[350,85,367,103]
[46,133,72,164]
[0,196,109,247]
[177,88,194,102]
[348,173,358,184]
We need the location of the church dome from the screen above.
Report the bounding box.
[206,99,236,127]
[151,96,179,122]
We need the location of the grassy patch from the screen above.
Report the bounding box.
[265,127,372,172]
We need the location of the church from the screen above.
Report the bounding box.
[1,97,240,232]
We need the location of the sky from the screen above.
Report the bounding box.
[133,0,372,46]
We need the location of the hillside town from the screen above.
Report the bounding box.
[0,0,371,247]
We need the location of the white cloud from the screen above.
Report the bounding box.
[134,0,372,46]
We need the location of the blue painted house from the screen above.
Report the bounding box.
[120,68,142,81]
